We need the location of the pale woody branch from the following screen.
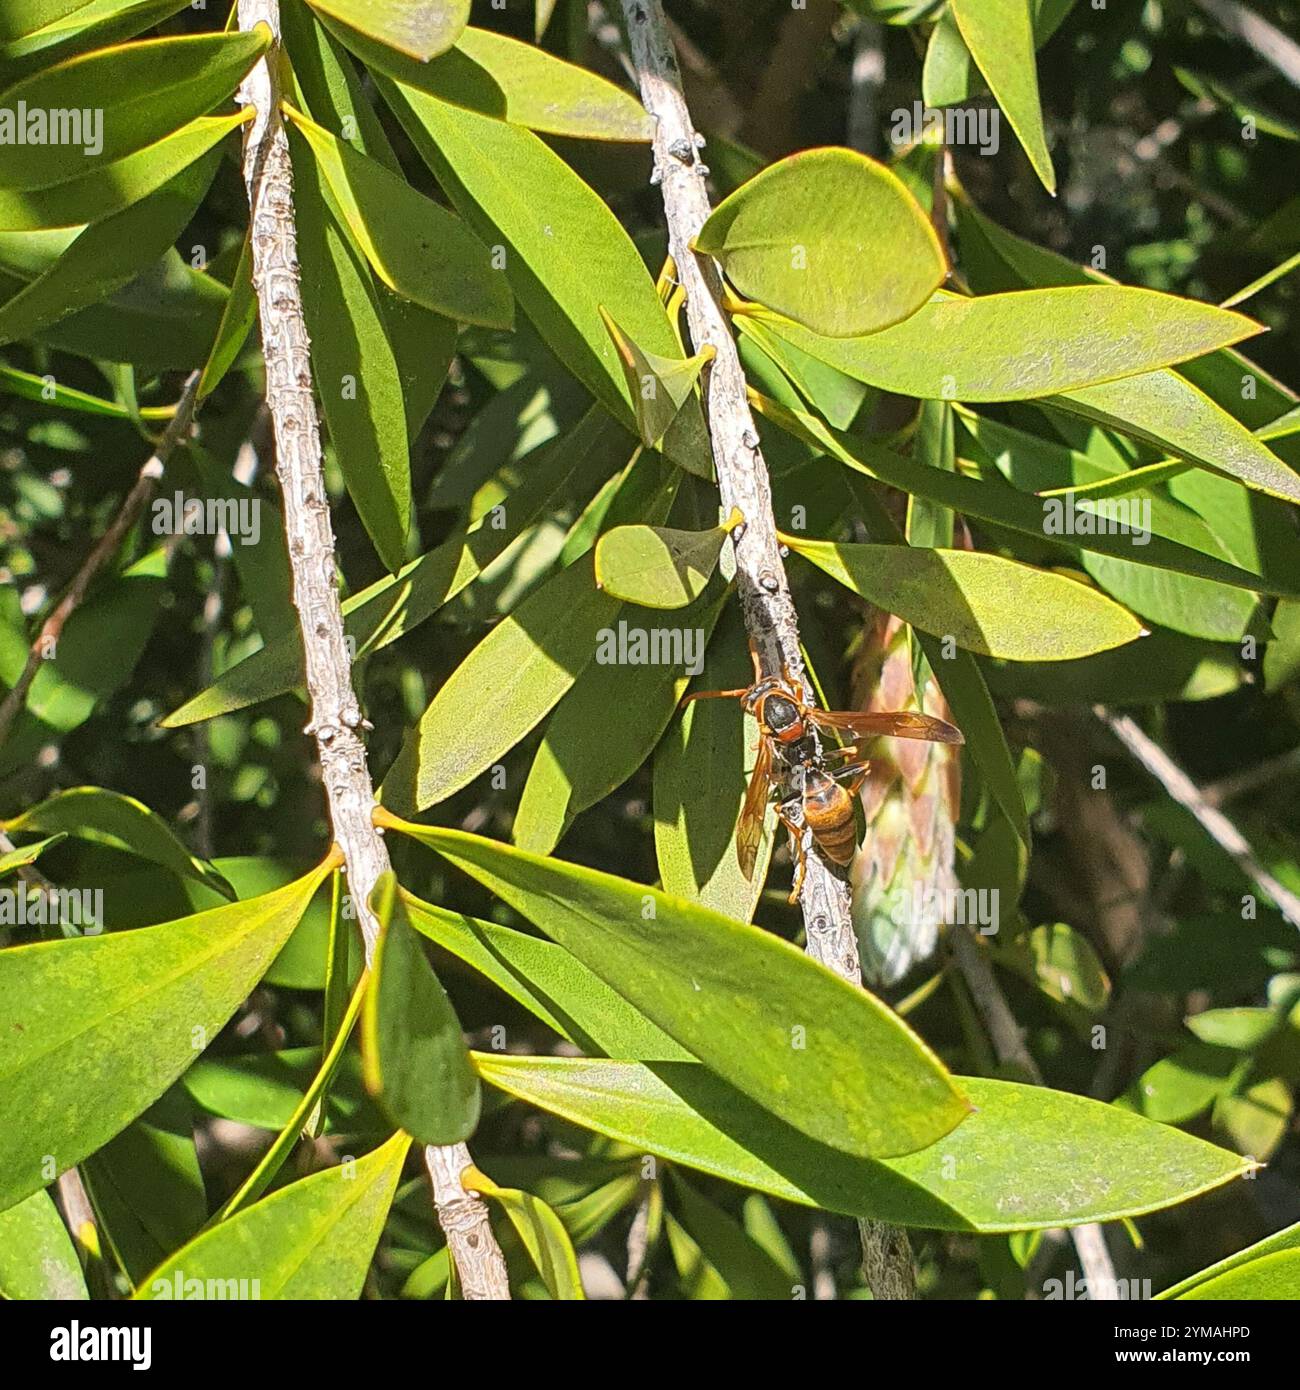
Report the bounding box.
[618,0,915,1299]
[235,0,508,1299]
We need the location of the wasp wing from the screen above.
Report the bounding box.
[736,735,774,880]
[811,709,963,746]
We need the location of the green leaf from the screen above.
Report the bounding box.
[653,608,775,922]
[14,250,227,371]
[137,1131,410,1300]
[381,817,971,1159]
[318,18,652,142]
[1001,922,1110,1014]
[1175,1250,1300,1300]
[162,407,628,726]
[0,111,245,232]
[1059,371,1300,507]
[0,0,190,81]
[0,0,95,43]
[0,364,165,418]
[0,1190,87,1299]
[1158,1219,1300,1299]
[383,552,622,813]
[784,535,1144,660]
[3,787,233,898]
[197,229,255,400]
[0,833,64,876]
[292,125,410,571]
[1122,1044,1238,1125]
[594,518,731,609]
[476,1057,1250,1230]
[379,80,691,443]
[306,0,468,62]
[667,1171,792,1300]
[362,874,479,1146]
[402,889,690,1060]
[750,383,1290,598]
[0,154,220,345]
[81,1090,206,1285]
[599,306,713,475]
[950,0,1055,193]
[0,29,268,188]
[512,589,725,853]
[697,147,946,337]
[0,862,330,1215]
[288,106,512,330]
[757,287,1260,400]
[471,1172,584,1299]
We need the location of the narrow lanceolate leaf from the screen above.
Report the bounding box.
[379,817,971,1160]
[1059,371,1300,507]
[0,112,246,232]
[137,1131,410,1300]
[0,29,268,188]
[362,875,479,1146]
[0,862,331,1215]
[1158,1220,1300,1300]
[475,1058,1250,1231]
[292,127,410,572]
[595,519,732,609]
[3,787,233,898]
[599,307,713,475]
[0,154,220,345]
[1174,1251,1300,1300]
[0,0,95,44]
[696,147,946,337]
[288,107,512,329]
[759,287,1261,401]
[784,535,1143,661]
[161,408,629,726]
[379,80,690,439]
[0,0,190,80]
[654,610,775,923]
[470,1172,584,1299]
[306,0,469,62]
[198,230,255,401]
[750,383,1291,597]
[382,553,622,814]
[0,833,64,876]
[512,590,725,854]
[317,18,652,141]
[0,1190,87,1299]
[950,0,1055,193]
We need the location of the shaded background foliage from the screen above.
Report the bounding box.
[1,0,1298,1299]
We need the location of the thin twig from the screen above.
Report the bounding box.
[1190,0,1300,90]
[1096,707,1300,931]
[619,0,914,1300]
[235,0,509,1299]
[0,371,201,750]
[948,926,1120,1299]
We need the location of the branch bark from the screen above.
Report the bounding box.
[1097,706,1300,932]
[0,371,200,750]
[235,0,508,1300]
[619,0,914,1300]
[949,926,1120,1299]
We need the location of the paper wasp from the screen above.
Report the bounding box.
[682,645,963,900]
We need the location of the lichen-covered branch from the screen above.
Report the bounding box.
[235,0,508,1300]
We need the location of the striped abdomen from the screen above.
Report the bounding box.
[803,772,857,865]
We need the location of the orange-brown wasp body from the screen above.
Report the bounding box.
[683,645,963,901]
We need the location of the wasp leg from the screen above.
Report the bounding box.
[680,685,750,707]
[826,755,873,798]
[777,801,809,904]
